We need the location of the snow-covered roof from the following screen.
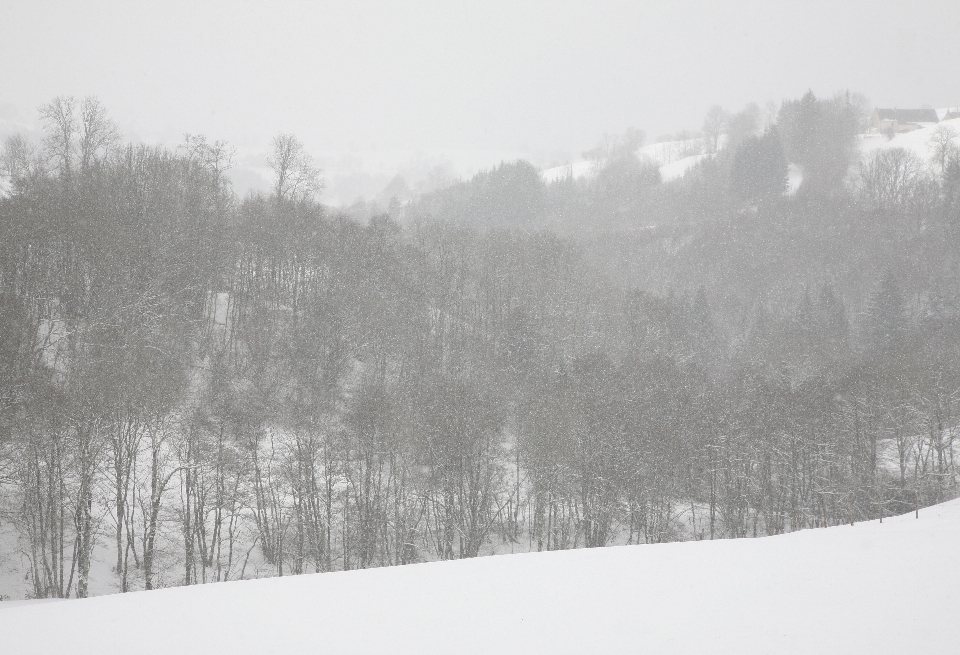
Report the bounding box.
[874,108,939,124]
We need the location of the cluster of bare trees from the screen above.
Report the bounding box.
[857,124,959,221]
[1,95,959,600]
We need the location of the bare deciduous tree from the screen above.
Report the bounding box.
[928,124,958,173]
[858,147,925,214]
[702,104,728,153]
[267,133,322,202]
[181,133,236,191]
[1,134,43,195]
[39,96,78,178]
[38,95,119,179]
[77,97,120,172]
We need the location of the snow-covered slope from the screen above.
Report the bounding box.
[2,499,958,655]
[541,136,714,185]
[786,162,803,194]
[638,135,713,165]
[860,117,960,165]
[540,159,599,183]
[659,153,709,183]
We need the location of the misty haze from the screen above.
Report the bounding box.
[1,2,960,654]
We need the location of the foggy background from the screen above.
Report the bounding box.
[2,0,959,203]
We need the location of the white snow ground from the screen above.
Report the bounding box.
[541,116,960,192]
[786,163,803,194]
[540,135,726,185]
[540,159,600,183]
[859,116,960,165]
[2,499,958,655]
[659,153,709,183]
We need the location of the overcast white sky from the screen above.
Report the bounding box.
[2,0,959,198]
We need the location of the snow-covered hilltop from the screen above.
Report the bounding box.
[861,116,960,163]
[541,134,717,184]
[2,498,958,655]
[541,108,960,191]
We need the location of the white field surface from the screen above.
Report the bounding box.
[540,152,712,185]
[659,153,709,183]
[541,136,717,185]
[2,499,959,654]
[542,116,960,191]
[859,116,960,164]
[540,159,600,183]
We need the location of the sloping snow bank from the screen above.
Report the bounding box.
[639,136,712,165]
[659,153,709,183]
[2,499,959,655]
[541,136,717,185]
[860,117,960,164]
[540,159,598,183]
[786,163,803,194]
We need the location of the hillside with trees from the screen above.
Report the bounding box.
[1,91,959,599]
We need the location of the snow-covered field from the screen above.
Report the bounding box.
[541,114,960,192]
[540,159,600,183]
[541,135,715,185]
[2,498,958,654]
[859,117,960,165]
[659,153,709,183]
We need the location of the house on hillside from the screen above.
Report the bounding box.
[870,108,940,134]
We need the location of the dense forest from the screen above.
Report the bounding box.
[1,91,958,599]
